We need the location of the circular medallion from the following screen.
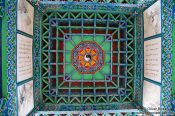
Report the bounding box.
[71,41,105,74]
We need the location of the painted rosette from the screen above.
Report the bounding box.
[71,41,105,74]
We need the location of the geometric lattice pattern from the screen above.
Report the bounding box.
[41,11,135,107]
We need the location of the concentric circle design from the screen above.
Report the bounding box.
[71,41,105,74]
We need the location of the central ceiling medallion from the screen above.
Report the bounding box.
[71,41,105,74]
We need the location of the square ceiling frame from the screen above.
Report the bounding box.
[2,0,174,115]
[38,4,139,111]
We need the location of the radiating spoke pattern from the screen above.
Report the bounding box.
[71,41,105,74]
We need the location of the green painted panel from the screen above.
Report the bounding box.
[72,71,82,80]
[105,53,111,62]
[65,34,109,80]
[72,35,82,44]
[65,52,71,62]
[65,64,74,74]
[66,41,74,50]
[101,42,111,51]
[84,74,93,80]
[95,35,105,45]
[101,64,110,74]
[94,71,104,80]
[84,35,94,41]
